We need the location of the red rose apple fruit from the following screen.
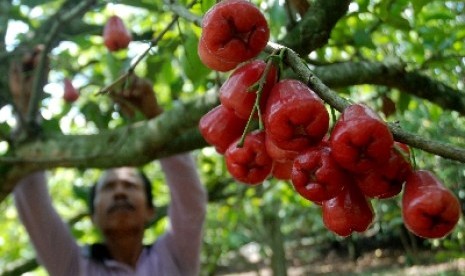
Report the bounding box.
[225,130,273,185]
[220,60,278,120]
[265,134,299,163]
[103,15,132,52]
[329,103,394,173]
[63,78,79,103]
[402,170,461,239]
[264,79,329,151]
[198,104,248,154]
[198,0,270,71]
[271,160,293,180]
[291,146,348,203]
[197,38,240,72]
[322,182,374,237]
[355,146,413,199]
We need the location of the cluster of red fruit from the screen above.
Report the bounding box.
[198,0,461,239]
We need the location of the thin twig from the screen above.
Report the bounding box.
[97,0,199,95]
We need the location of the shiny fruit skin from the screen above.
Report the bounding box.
[225,130,273,185]
[330,104,394,173]
[322,182,374,237]
[63,78,79,103]
[264,79,329,151]
[103,15,132,52]
[198,0,269,71]
[402,170,461,239]
[291,146,347,203]
[220,60,278,120]
[198,104,248,154]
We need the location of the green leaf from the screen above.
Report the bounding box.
[397,92,411,113]
[81,102,110,129]
[72,184,90,202]
[181,35,210,87]
[118,0,161,11]
[145,55,166,81]
[385,16,411,30]
[358,0,369,12]
[269,0,288,36]
[159,59,176,84]
[42,117,61,133]
[0,123,11,139]
[377,0,411,30]
[428,105,442,122]
[19,0,50,7]
[71,35,97,50]
[423,12,456,21]
[200,0,216,13]
[105,53,126,81]
[412,0,429,16]
[353,29,375,49]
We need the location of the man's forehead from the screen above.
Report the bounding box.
[97,167,143,187]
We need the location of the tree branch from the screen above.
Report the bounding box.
[0,91,219,202]
[279,0,352,56]
[311,60,465,115]
[1,259,38,276]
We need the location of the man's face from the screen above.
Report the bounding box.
[92,167,154,233]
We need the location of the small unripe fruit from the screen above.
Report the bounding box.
[63,78,79,103]
[103,15,132,52]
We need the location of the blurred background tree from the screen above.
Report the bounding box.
[0,0,464,275]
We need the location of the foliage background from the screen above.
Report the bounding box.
[0,0,464,275]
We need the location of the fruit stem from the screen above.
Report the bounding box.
[277,48,286,77]
[329,106,337,132]
[411,147,417,170]
[237,50,282,147]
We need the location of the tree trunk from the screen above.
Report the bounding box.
[263,205,288,276]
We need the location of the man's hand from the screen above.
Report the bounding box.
[111,75,163,120]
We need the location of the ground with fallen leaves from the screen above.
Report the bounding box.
[216,247,465,275]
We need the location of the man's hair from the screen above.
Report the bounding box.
[88,169,154,215]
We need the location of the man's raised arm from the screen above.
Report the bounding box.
[14,172,82,275]
[160,153,207,275]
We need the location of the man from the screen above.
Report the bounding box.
[11,52,207,275]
